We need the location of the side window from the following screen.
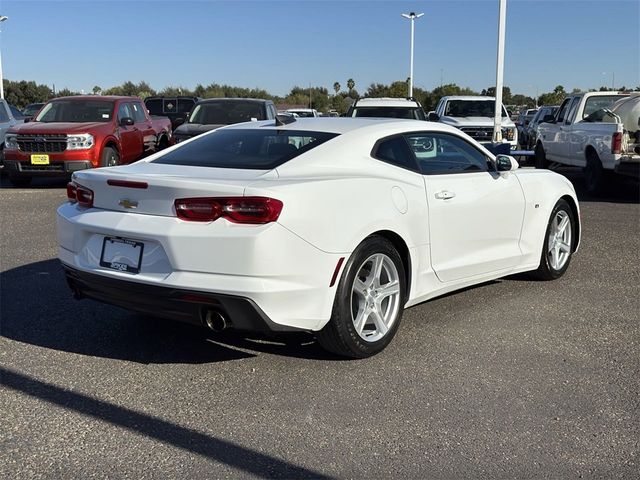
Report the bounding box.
[371,136,417,171]
[131,102,147,123]
[0,104,9,122]
[407,133,490,175]
[555,98,571,123]
[564,97,580,125]
[117,103,133,121]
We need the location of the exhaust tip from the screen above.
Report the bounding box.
[203,309,230,332]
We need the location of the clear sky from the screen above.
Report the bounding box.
[1,0,638,98]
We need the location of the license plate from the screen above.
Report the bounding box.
[99,237,144,274]
[31,154,50,165]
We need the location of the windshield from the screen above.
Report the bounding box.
[153,128,338,170]
[35,100,115,123]
[189,101,265,124]
[444,100,509,118]
[287,110,315,118]
[352,107,426,120]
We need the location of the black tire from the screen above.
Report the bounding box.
[530,199,575,281]
[534,142,549,169]
[100,146,120,168]
[8,174,32,187]
[157,136,169,151]
[316,236,406,358]
[584,150,610,196]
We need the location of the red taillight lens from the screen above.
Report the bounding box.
[612,131,622,154]
[66,182,77,203]
[174,197,283,224]
[67,181,94,208]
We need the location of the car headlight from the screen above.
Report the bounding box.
[67,134,94,150]
[4,133,18,150]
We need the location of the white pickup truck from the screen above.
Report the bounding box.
[428,95,518,150]
[535,91,639,194]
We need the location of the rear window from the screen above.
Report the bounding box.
[153,128,338,170]
[352,106,425,120]
[189,101,266,125]
[583,95,627,117]
[144,98,162,114]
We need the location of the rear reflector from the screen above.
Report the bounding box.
[175,197,283,224]
[107,179,149,189]
[67,181,94,208]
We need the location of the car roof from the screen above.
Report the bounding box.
[441,96,497,101]
[223,117,465,135]
[197,98,271,104]
[49,95,133,102]
[354,97,421,107]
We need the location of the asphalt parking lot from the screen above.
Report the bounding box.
[1,171,638,479]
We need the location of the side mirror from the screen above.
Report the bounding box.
[496,154,519,172]
[173,117,185,128]
[24,117,31,123]
[542,114,555,123]
[119,117,134,127]
[428,111,439,121]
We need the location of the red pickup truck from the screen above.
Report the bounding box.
[3,95,172,186]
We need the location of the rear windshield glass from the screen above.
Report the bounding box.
[583,95,627,117]
[35,100,115,123]
[353,107,426,120]
[152,128,338,170]
[144,99,162,114]
[444,100,508,118]
[189,101,266,124]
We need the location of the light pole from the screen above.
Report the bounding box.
[492,0,507,143]
[0,15,7,99]
[401,11,423,98]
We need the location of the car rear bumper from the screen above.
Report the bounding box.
[63,264,300,333]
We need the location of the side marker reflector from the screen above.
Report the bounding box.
[329,257,345,287]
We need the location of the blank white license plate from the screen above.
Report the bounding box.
[99,237,144,274]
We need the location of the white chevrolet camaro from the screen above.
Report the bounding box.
[58,117,580,358]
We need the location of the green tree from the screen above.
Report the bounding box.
[422,83,479,111]
[333,82,341,95]
[92,85,102,95]
[346,78,355,94]
[538,85,566,106]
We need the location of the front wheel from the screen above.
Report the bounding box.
[530,199,575,280]
[534,143,548,169]
[100,146,120,168]
[316,236,406,358]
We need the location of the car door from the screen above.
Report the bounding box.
[405,131,525,283]
[541,98,571,160]
[131,101,156,154]
[117,102,143,163]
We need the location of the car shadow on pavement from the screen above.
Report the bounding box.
[558,168,639,204]
[0,175,69,189]
[1,259,339,363]
[1,367,334,480]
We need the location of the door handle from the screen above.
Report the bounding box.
[434,190,456,200]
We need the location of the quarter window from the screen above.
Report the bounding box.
[406,133,490,175]
[372,136,417,171]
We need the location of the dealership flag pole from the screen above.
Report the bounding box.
[492,0,506,143]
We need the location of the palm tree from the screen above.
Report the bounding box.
[347,78,355,94]
[333,82,341,95]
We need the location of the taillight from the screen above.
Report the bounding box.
[174,197,283,224]
[612,132,622,154]
[66,181,94,208]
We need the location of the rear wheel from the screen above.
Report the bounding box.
[316,236,406,358]
[534,143,549,169]
[584,150,610,196]
[101,146,120,167]
[530,199,575,280]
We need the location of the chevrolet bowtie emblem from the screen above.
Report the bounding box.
[119,199,138,209]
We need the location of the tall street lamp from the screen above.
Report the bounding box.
[0,15,7,99]
[401,11,424,98]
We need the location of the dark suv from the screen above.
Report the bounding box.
[172,98,277,142]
